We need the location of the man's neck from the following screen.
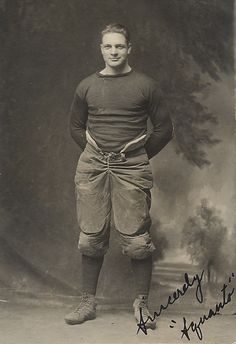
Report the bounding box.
[100,64,132,75]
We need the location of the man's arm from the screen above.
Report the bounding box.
[144,85,173,159]
[69,92,88,150]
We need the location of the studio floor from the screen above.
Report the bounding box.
[0,299,235,344]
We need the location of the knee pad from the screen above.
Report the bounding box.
[120,232,156,259]
[78,230,109,257]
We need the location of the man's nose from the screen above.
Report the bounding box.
[110,47,118,55]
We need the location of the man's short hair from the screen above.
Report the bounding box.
[101,23,130,44]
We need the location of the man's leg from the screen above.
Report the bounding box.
[129,187,153,296]
[65,253,104,325]
[82,254,104,295]
[118,231,156,330]
[131,255,156,330]
[65,146,111,325]
[130,255,152,296]
[65,224,110,325]
[112,179,156,329]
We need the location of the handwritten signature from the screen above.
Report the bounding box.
[137,270,204,334]
[181,272,235,341]
[136,270,235,341]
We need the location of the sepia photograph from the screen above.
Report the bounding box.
[0,1,235,343]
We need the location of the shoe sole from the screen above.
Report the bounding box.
[145,322,157,330]
[65,314,96,325]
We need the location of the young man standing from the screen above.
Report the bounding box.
[65,23,173,329]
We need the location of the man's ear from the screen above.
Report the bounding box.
[128,43,132,54]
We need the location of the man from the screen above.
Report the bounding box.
[65,23,173,329]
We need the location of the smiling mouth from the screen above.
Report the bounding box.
[110,58,120,61]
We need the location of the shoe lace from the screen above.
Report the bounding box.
[137,300,150,317]
[75,294,94,313]
[137,300,157,324]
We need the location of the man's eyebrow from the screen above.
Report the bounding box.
[103,43,126,46]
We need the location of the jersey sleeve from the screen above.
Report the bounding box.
[144,81,174,159]
[69,85,88,150]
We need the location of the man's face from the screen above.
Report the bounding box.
[100,32,131,69]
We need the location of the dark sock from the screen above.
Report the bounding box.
[82,254,104,295]
[131,255,153,296]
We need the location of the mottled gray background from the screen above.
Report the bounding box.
[0,0,235,304]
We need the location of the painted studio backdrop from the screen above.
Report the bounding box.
[0,0,235,304]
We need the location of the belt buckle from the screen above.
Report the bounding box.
[110,152,117,160]
[104,151,126,162]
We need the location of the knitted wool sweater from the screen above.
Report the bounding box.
[70,69,173,159]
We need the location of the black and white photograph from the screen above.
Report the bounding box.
[0,1,235,343]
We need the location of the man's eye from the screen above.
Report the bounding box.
[104,45,111,49]
[117,45,125,49]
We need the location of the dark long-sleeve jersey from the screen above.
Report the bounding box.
[70,69,173,159]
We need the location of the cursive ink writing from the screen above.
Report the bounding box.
[137,270,204,334]
[181,273,235,341]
